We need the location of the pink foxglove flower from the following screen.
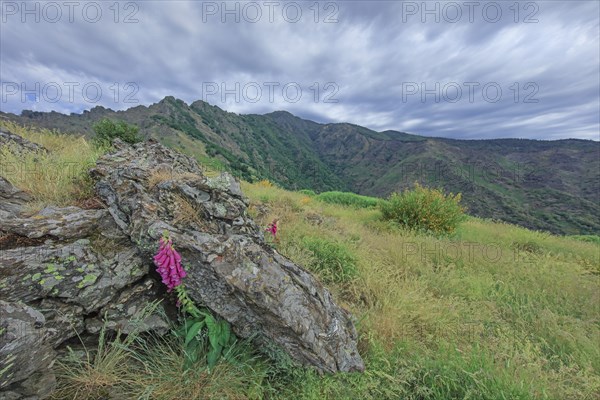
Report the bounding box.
[153,236,186,292]
[266,219,278,237]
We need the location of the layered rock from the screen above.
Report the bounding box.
[0,129,48,156]
[0,177,31,217]
[91,139,364,373]
[0,301,56,400]
[1,136,364,398]
[0,177,166,398]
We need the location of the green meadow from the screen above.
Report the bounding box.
[2,121,598,399]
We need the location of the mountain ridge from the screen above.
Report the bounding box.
[2,97,598,235]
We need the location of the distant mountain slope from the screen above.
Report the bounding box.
[2,97,598,235]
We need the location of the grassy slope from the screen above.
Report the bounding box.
[0,121,105,211]
[2,122,599,399]
[243,183,599,399]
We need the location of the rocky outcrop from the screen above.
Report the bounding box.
[1,136,364,398]
[0,180,166,398]
[0,177,31,218]
[92,139,364,373]
[0,129,47,156]
[0,301,56,400]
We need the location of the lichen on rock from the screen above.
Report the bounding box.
[0,135,364,399]
[92,139,364,373]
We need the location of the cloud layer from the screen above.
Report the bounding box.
[1,1,598,140]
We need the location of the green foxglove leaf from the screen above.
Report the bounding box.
[185,321,205,347]
[219,320,231,347]
[205,315,220,349]
[207,344,223,369]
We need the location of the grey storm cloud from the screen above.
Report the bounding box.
[0,0,598,140]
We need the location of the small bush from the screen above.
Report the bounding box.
[92,118,141,146]
[570,235,600,244]
[380,184,466,235]
[298,189,316,197]
[301,236,358,283]
[316,191,380,209]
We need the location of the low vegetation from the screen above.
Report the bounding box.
[0,120,105,210]
[3,123,599,399]
[316,191,381,208]
[298,189,316,197]
[301,236,358,284]
[570,234,600,244]
[92,118,141,146]
[380,184,467,235]
[242,181,599,399]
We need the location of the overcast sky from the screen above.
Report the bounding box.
[1,1,599,140]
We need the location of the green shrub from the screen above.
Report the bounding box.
[298,189,316,197]
[93,118,141,145]
[570,235,600,244]
[380,184,466,235]
[316,191,380,208]
[301,236,358,283]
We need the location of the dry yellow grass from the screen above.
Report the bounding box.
[147,166,200,189]
[172,193,205,227]
[0,120,105,210]
[241,180,600,398]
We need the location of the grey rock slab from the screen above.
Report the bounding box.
[92,140,364,373]
[0,300,56,399]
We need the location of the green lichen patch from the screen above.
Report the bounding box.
[0,362,14,383]
[77,274,98,289]
[44,264,57,273]
[0,354,16,382]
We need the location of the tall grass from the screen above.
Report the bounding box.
[270,339,535,400]
[52,305,273,400]
[0,120,105,210]
[242,180,600,399]
[51,303,162,399]
[316,191,381,208]
[16,123,596,399]
[301,236,358,284]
